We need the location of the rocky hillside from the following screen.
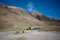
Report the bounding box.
[32,12,60,26]
[0,4,60,29]
[0,4,45,28]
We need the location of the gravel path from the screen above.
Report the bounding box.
[0,31,60,40]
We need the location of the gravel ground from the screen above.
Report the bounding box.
[0,31,60,40]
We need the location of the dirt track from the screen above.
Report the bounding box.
[0,31,60,40]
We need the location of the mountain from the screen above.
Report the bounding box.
[0,4,45,28]
[0,4,60,29]
[32,12,60,26]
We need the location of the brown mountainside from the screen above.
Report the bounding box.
[0,4,60,28]
[0,4,45,28]
[32,12,60,26]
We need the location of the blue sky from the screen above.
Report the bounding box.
[0,0,60,20]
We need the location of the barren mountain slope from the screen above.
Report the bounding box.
[0,4,45,28]
[32,12,60,26]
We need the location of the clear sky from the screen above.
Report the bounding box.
[0,0,60,20]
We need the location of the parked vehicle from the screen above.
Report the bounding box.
[33,26,41,31]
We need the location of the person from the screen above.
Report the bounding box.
[29,27,31,30]
[22,29,25,33]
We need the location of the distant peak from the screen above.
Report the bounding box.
[33,11,43,16]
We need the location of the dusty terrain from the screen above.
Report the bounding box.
[0,31,60,40]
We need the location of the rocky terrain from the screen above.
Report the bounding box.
[32,12,60,26]
[0,4,60,31]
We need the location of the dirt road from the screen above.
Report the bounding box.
[0,31,60,40]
